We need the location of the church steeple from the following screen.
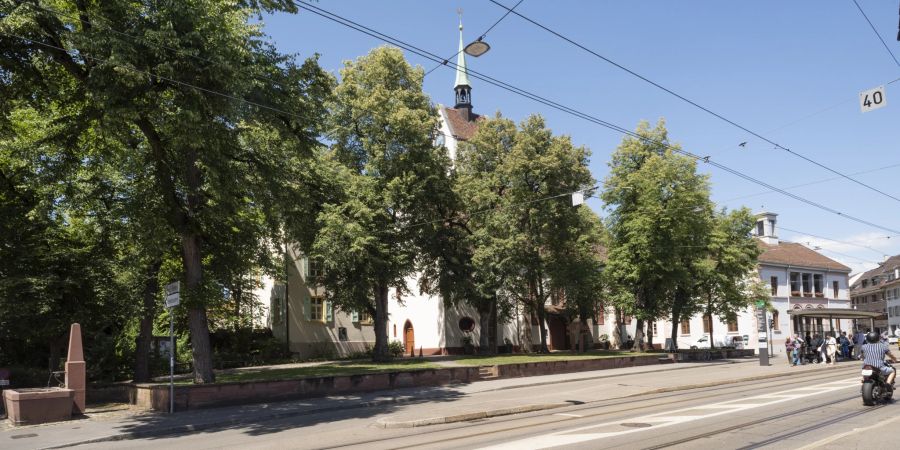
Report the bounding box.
[454,15,473,119]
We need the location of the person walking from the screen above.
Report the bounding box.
[813,334,825,364]
[839,332,850,360]
[825,333,837,365]
[792,334,803,366]
[854,330,867,359]
[785,337,794,366]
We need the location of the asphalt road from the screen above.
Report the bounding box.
[80,364,891,450]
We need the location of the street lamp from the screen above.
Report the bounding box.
[464,37,491,57]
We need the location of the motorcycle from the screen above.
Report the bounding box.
[861,362,894,406]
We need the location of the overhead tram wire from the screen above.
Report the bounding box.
[777,226,893,257]
[423,0,525,78]
[487,0,900,205]
[291,0,900,236]
[851,0,900,68]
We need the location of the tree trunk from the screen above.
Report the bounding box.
[233,282,242,330]
[372,282,390,362]
[134,260,162,383]
[183,233,215,383]
[488,298,498,353]
[612,307,623,349]
[707,297,715,350]
[477,300,491,354]
[632,319,645,352]
[647,321,654,349]
[535,274,549,353]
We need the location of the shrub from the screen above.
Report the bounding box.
[388,340,404,358]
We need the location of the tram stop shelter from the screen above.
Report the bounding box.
[788,308,884,336]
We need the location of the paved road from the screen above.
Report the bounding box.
[79,364,888,449]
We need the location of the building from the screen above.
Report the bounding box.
[849,255,900,335]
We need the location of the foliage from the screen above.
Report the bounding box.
[308,46,455,362]
[1,0,331,383]
[388,340,405,358]
[455,113,595,352]
[213,359,440,383]
[602,120,714,350]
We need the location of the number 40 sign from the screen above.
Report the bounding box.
[860,85,887,113]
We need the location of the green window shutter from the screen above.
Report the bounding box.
[351,311,359,322]
[325,301,333,322]
[303,296,311,321]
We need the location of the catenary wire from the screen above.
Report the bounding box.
[290,0,900,236]
[423,0,525,77]
[778,226,892,257]
[487,0,900,204]
[850,0,900,67]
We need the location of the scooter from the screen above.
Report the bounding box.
[861,361,894,406]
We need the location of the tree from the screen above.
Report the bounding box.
[696,208,762,348]
[602,120,713,351]
[311,47,455,362]
[455,114,594,353]
[2,0,331,382]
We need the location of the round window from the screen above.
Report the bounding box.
[458,317,476,332]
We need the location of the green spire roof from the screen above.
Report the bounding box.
[455,21,471,88]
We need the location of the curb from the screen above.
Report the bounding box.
[374,402,572,428]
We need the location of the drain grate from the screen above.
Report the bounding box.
[620,422,652,428]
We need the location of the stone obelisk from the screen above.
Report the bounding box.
[65,323,86,414]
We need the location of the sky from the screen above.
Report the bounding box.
[260,1,900,275]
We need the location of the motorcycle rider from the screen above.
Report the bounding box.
[861,331,897,385]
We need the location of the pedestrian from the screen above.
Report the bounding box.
[839,332,850,360]
[792,334,803,366]
[805,332,814,363]
[825,333,837,365]
[854,330,866,359]
[813,334,825,364]
[785,337,794,366]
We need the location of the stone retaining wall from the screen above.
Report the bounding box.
[129,366,480,412]
[128,354,676,412]
[495,354,669,378]
[667,349,756,361]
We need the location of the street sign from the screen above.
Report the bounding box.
[165,281,180,308]
[571,191,584,206]
[860,85,887,113]
[755,300,765,308]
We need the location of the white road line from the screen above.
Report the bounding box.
[478,377,859,450]
[553,413,584,418]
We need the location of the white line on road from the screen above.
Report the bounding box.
[478,378,860,450]
[552,413,584,418]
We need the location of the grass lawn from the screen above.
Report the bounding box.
[211,359,441,384]
[452,351,646,366]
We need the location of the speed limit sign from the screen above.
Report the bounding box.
[860,85,887,113]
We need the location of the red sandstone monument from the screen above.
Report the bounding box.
[65,323,86,414]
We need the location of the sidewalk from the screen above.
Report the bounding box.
[0,356,853,449]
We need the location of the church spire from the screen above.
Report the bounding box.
[454,11,473,119]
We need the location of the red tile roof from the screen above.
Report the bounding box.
[757,240,851,272]
[443,107,481,141]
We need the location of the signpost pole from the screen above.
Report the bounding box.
[164,281,180,414]
[756,304,769,366]
[169,308,174,415]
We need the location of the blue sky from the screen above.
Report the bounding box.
[261,1,900,274]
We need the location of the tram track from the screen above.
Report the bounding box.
[322,366,858,449]
[642,394,885,449]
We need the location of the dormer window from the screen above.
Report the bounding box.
[756,221,764,236]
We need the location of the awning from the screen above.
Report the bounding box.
[787,308,883,320]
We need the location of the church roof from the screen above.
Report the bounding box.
[442,107,481,140]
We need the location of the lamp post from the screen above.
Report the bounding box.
[464,38,491,57]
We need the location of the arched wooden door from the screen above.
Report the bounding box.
[403,320,415,355]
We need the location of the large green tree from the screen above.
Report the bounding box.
[696,208,763,348]
[456,114,594,353]
[311,47,456,361]
[602,120,713,351]
[1,0,331,382]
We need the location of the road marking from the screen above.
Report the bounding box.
[553,413,584,418]
[795,409,900,450]
[478,377,860,450]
